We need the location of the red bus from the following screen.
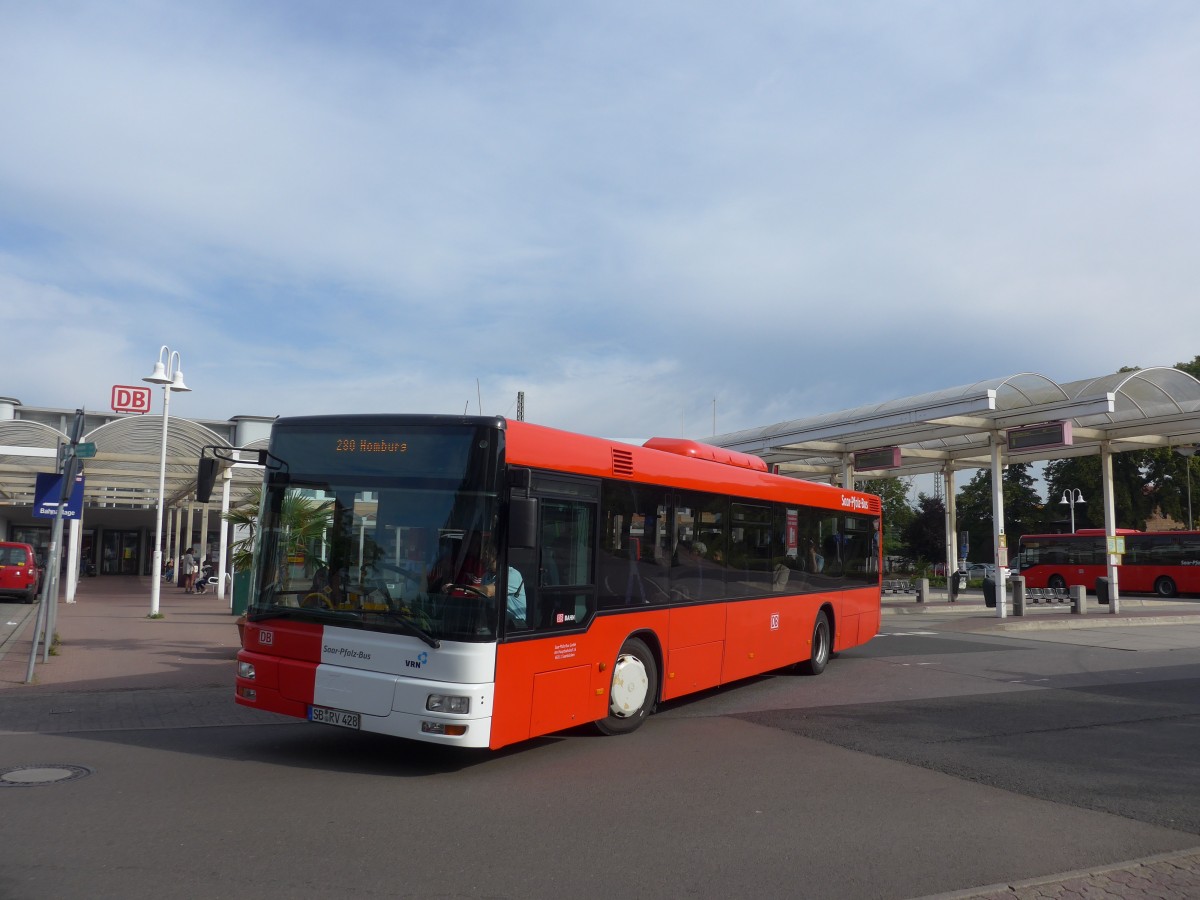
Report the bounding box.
[1015,529,1200,598]
[233,415,882,749]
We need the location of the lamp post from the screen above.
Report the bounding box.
[1060,488,1085,533]
[1176,446,1196,530]
[144,346,190,616]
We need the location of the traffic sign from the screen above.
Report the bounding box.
[75,442,96,458]
[33,472,85,519]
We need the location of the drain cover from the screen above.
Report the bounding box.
[0,764,94,786]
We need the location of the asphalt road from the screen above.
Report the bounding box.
[2,614,1199,899]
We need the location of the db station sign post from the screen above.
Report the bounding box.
[112,384,153,414]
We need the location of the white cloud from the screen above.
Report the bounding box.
[1,1,1198,439]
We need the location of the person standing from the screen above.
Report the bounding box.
[181,547,196,593]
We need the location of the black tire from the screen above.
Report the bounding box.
[595,637,657,736]
[798,610,831,676]
[1048,574,1067,592]
[1155,577,1177,598]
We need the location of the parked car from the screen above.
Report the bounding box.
[0,541,41,603]
[966,563,996,581]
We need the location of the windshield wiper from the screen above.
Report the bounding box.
[375,610,441,649]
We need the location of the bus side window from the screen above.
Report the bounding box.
[598,482,672,608]
[529,495,597,632]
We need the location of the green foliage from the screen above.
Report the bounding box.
[223,488,332,574]
[1175,354,1200,380]
[860,477,914,557]
[955,463,1044,562]
[1045,452,1156,531]
[901,493,945,563]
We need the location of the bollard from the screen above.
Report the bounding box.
[1011,575,1026,616]
[1070,584,1087,615]
[916,577,929,604]
[1096,576,1121,615]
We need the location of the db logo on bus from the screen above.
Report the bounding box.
[258,631,274,646]
[556,612,576,624]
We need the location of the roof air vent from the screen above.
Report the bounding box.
[611,447,634,477]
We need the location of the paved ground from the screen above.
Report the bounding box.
[0,574,243,694]
[3,576,1200,898]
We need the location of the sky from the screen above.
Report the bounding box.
[2,1,1199,445]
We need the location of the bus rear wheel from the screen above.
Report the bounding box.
[1155,576,1177,598]
[798,610,831,676]
[595,638,657,736]
[1048,575,1067,592]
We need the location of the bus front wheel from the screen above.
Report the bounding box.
[798,610,831,676]
[1155,577,1177,598]
[1048,575,1067,592]
[595,638,657,736]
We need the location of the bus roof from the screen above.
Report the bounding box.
[504,419,878,512]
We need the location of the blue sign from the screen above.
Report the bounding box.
[33,472,85,519]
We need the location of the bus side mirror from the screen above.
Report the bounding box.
[509,496,538,549]
[196,457,220,503]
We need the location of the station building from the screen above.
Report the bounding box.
[0,396,271,579]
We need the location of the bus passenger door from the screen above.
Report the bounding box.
[507,475,598,633]
[502,474,600,741]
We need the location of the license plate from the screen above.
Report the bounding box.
[309,705,360,729]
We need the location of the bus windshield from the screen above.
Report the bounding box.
[247,418,503,643]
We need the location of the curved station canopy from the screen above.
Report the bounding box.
[711,367,1200,616]
[711,367,1200,482]
[0,414,267,513]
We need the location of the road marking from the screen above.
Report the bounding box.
[878,631,939,637]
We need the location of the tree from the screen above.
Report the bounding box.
[1175,354,1200,381]
[900,493,945,568]
[860,477,914,560]
[954,463,1044,561]
[1044,451,1154,531]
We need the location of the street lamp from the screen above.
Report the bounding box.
[1060,488,1085,533]
[144,346,190,616]
[1176,446,1196,530]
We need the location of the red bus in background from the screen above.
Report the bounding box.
[234,415,882,750]
[1015,529,1200,597]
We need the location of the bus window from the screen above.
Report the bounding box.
[668,492,722,601]
[729,503,772,597]
[533,496,595,630]
[599,482,673,608]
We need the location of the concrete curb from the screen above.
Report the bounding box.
[911,845,1200,900]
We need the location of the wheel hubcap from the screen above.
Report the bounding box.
[610,654,649,718]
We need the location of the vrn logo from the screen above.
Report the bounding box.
[406,652,429,669]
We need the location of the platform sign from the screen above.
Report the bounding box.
[1007,421,1072,453]
[34,472,85,519]
[111,384,153,414]
[854,446,902,470]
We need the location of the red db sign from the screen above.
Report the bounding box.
[112,385,153,414]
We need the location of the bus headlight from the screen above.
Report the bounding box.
[426,694,470,714]
[238,661,256,679]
